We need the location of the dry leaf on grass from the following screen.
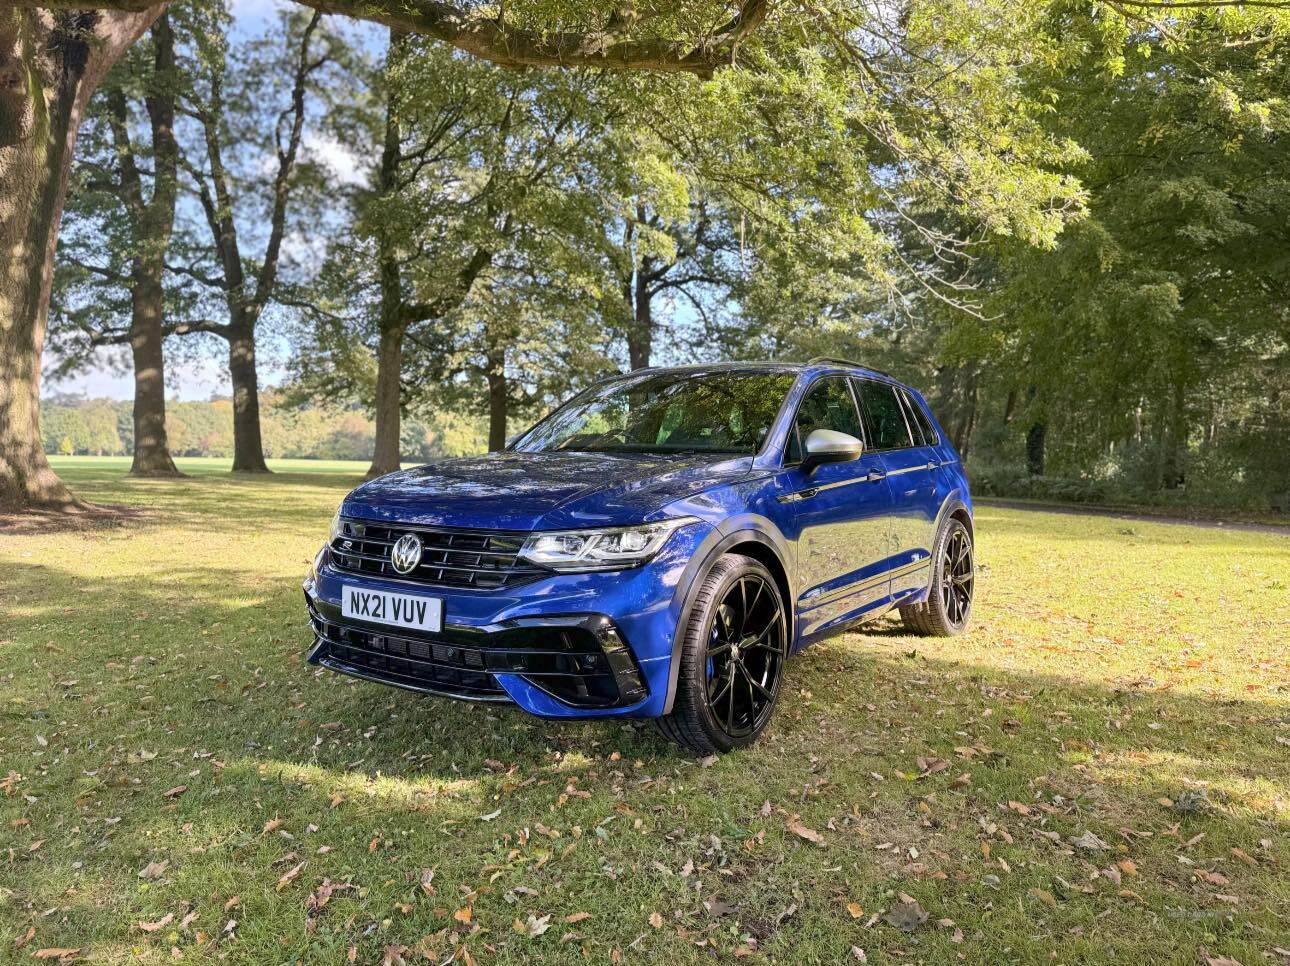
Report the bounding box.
[275,861,306,891]
[138,859,169,881]
[1028,888,1058,909]
[786,816,825,845]
[883,894,928,932]
[138,913,174,933]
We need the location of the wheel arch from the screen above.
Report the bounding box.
[661,526,793,715]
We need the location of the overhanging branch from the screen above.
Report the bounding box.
[10,0,771,75]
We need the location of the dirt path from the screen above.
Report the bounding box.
[975,497,1290,536]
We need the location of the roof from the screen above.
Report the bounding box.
[605,358,902,383]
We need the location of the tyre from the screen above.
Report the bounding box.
[655,554,789,755]
[900,516,974,637]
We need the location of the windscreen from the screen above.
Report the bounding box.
[513,370,797,456]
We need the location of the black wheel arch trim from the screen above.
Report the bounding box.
[933,490,973,541]
[661,523,793,715]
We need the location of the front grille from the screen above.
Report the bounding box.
[307,603,644,708]
[330,518,548,590]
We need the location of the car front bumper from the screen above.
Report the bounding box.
[302,520,712,719]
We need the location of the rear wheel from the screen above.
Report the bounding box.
[655,555,788,755]
[900,517,974,636]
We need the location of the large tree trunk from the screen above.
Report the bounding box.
[128,269,179,476]
[486,349,507,452]
[228,328,269,472]
[367,322,407,477]
[626,275,653,370]
[0,7,162,510]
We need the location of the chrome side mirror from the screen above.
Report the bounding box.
[801,429,863,474]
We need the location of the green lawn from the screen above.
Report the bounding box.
[2,457,1287,964]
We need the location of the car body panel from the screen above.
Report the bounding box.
[304,361,973,720]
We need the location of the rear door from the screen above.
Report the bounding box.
[852,379,939,600]
[779,376,896,638]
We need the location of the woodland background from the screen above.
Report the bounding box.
[9,0,1289,511]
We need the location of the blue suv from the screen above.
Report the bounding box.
[303,359,974,753]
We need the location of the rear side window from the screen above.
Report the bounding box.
[854,379,913,451]
[786,376,865,463]
[900,388,939,446]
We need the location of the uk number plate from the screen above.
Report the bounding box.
[341,585,443,633]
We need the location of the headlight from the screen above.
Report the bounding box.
[519,517,698,572]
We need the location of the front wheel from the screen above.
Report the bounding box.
[900,517,974,637]
[655,554,789,755]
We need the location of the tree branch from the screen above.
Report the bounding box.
[10,0,772,75]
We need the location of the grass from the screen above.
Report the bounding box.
[2,456,1287,964]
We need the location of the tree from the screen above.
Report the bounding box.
[50,12,184,476]
[980,4,1290,495]
[1,7,161,508]
[5,1,759,509]
[168,7,351,472]
[292,31,613,473]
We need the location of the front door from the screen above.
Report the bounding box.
[778,376,896,639]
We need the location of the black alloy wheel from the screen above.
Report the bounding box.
[900,517,974,637]
[704,573,785,739]
[940,526,974,627]
[656,555,789,754]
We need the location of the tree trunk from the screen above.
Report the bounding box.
[0,8,162,509]
[626,275,653,369]
[367,322,407,477]
[228,328,269,472]
[1026,421,1046,477]
[486,349,507,452]
[1160,376,1187,489]
[128,269,179,476]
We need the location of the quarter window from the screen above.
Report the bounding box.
[786,376,865,463]
[854,379,913,451]
[900,388,939,447]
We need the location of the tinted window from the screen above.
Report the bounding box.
[513,370,795,456]
[855,379,913,450]
[900,388,939,446]
[787,377,864,463]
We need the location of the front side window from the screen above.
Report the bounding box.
[854,379,913,451]
[786,376,865,463]
[512,370,796,456]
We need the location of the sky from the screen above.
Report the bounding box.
[46,0,370,403]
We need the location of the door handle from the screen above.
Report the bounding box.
[925,460,939,470]
[864,469,886,483]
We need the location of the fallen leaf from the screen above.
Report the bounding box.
[138,913,174,933]
[1199,949,1243,966]
[263,817,283,835]
[649,912,663,929]
[564,912,592,924]
[454,906,473,924]
[1069,830,1110,852]
[786,816,825,846]
[883,895,928,932]
[275,861,306,891]
[513,913,551,938]
[138,859,170,881]
[846,902,864,919]
[163,785,188,799]
[1117,859,1138,877]
[33,950,82,961]
[1028,887,1058,909]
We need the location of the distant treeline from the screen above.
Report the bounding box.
[40,393,487,462]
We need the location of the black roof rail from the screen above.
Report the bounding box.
[806,356,899,381]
